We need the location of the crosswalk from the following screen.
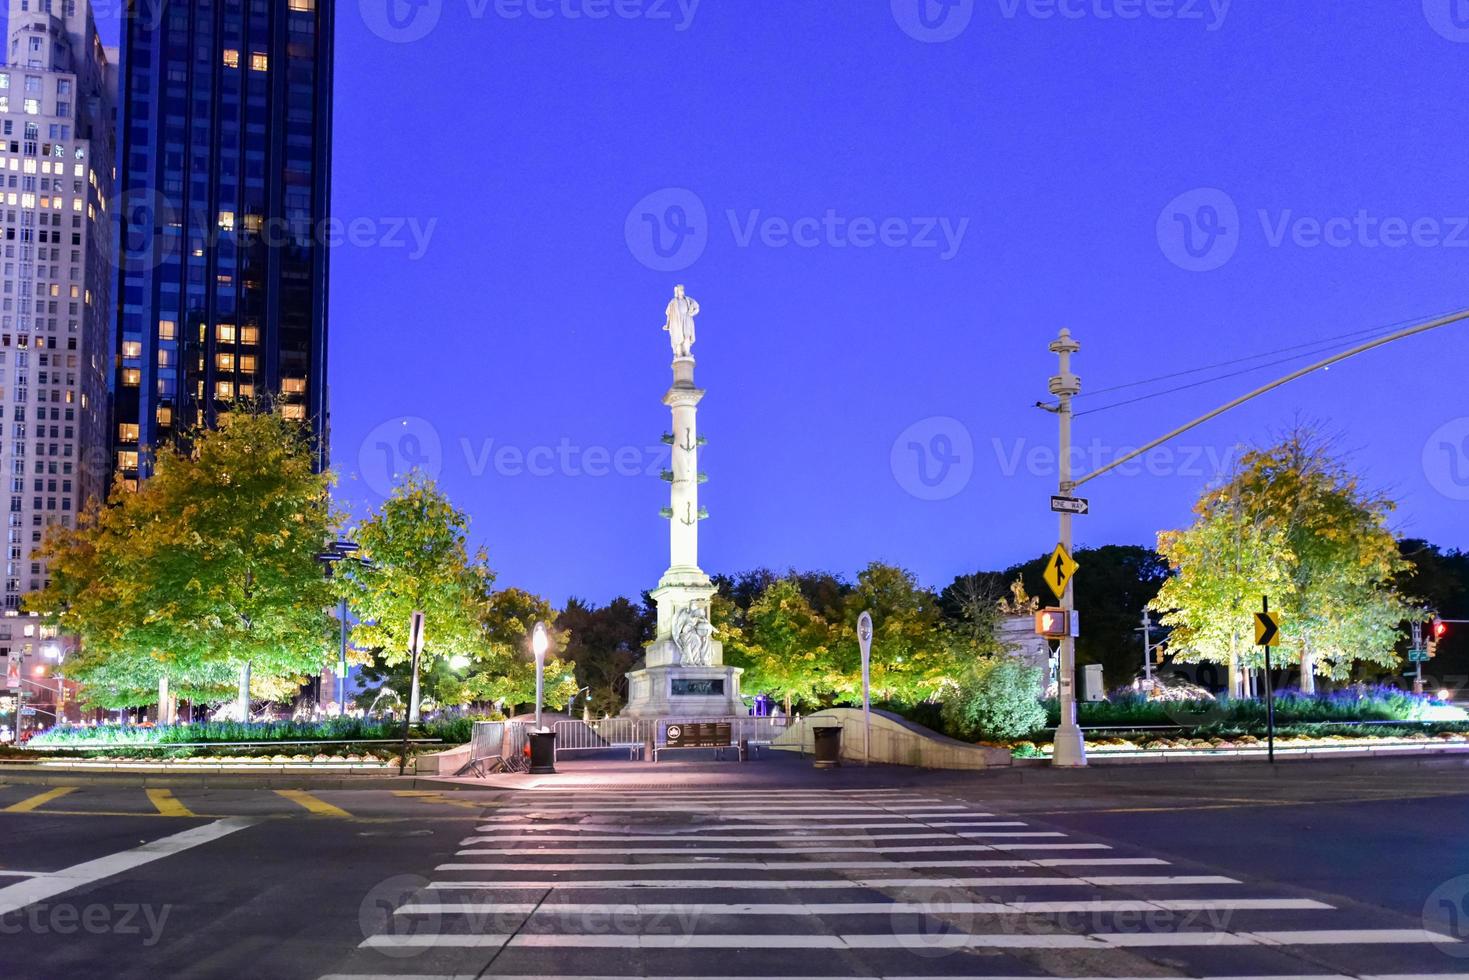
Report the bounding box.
[323,786,1466,979]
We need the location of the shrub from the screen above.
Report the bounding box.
[941,656,1047,742]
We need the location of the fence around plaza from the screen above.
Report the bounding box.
[465,715,792,769]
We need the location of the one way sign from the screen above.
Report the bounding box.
[1050,495,1090,515]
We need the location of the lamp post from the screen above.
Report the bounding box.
[532,622,548,731]
[527,622,557,774]
[857,611,873,766]
[314,541,373,718]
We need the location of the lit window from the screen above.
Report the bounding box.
[250,53,269,72]
[117,423,138,443]
[156,405,172,426]
[288,0,315,9]
[23,99,38,115]
[216,324,236,343]
[238,326,258,345]
[121,341,141,358]
[238,355,257,373]
[223,50,240,69]
[157,349,170,368]
[158,320,176,340]
[238,383,255,399]
[215,381,234,400]
[281,404,306,421]
[281,377,306,395]
[117,451,138,471]
[216,353,235,372]
[217,211,235,232]
[121,369,140,386]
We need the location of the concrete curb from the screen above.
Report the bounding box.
[0,764,464,791]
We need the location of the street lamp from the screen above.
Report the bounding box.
[315,540,373,718]
[532,622,548,731]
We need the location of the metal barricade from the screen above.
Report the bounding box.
[502,721,530,773]
[458,720,530,775]
[553,718,649,760]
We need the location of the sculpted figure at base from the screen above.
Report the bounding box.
[673,601,714,666]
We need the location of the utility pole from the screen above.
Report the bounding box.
[1048,328,1086,768]
[1140,609,1155,689]
[1412,620,1425,696]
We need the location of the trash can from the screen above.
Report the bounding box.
[812,725,843,769]
[528,729,557,774]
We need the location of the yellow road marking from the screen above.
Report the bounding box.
[145,789,197,818]
[4,786,77,813]
[275,789,351,818]
[393,789,484,810]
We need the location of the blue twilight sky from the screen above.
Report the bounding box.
[90,1,1469,606]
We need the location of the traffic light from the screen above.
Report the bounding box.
[1429,618,1447,658]
[1035,608,1069,638]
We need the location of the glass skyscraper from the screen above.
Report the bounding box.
[114,0,334,481]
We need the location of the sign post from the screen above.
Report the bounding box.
[857,611,873,766]
[1255,598,1282,763]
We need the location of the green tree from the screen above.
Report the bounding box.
[940,655,1047,742]
[722,577,837,714]
[838,562,958,704]
[557,596,654,715]
[1152,428,1411,690]
[30,407,337,709]
[349,476,492,700]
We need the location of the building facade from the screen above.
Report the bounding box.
[0,0,117,734]
[114,0,334,480]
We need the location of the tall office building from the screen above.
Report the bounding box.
[114,0,334,481]
[0,0,117,730]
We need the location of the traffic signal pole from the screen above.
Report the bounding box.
[1049,328,1086,768]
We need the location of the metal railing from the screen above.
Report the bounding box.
[461,720,531,775]
[553,718,651,759]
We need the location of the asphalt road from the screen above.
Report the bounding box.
[2,756,1467,979]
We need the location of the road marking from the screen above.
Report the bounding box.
[488,804,971,813]
[0,817,257,916]
[424,874,1240,890]
[461,830,1030,844]
[275,789,351,818]
[394,897,1330,916]
[320,974,1469,980]
[145,788,197,818]
[3,786,76,813]
[437,857,1166,872]
[392,790,483,811]
[359,928,1459,951]
[454,843,1097,857]
[474,820,1003,832]
[475,815,996,826]
[0,870,47,878]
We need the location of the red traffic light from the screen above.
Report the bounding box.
[1433,619,1448,639]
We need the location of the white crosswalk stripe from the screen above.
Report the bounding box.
[327,786,1464,979]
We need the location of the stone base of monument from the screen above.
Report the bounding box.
[622,644,745,719]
